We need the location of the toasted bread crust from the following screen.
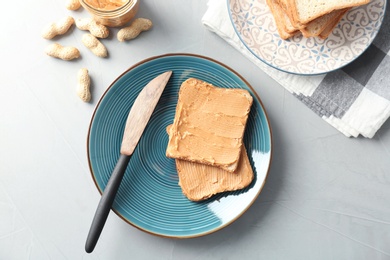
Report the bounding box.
[300,8,347,37]
[267,0,354,39]
[288,0,369,25]
[319,8,350,39]
[267,0,299,39]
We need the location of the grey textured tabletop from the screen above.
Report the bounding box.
[1,0,390,259]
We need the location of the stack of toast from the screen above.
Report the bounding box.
[266,0,371,39]
[166,78,254,201]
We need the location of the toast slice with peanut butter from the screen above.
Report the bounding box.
[166,78,253,173]
[167,125,254,201]
[175,144,254,201]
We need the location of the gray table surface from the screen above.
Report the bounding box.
[1,0,390,259]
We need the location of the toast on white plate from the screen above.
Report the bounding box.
[288,0,370,25]
[318,8,350,39]
[267,0,299,39]
[267,0,357,39]
[300,8,348,37]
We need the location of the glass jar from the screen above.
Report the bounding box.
[80,0,139,27]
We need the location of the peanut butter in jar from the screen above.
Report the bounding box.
[84,0,126,11]
[80,0,139,27]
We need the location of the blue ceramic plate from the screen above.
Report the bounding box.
[87,53,272,238]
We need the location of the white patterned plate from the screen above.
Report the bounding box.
[228,0,386,75]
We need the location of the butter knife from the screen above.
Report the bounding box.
[85,71,172,253]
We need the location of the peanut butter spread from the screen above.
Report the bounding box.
[84,0,127,10]
[176,142,254,201]
[166,78,253,172]
[166,125,254,201]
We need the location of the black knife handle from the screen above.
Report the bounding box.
[85,154,131,253]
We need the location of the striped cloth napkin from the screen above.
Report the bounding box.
[202,0,390,138]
